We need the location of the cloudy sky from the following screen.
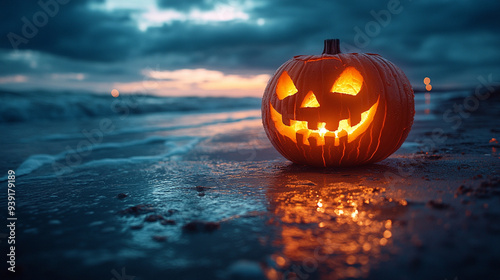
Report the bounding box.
[1,0,499,97]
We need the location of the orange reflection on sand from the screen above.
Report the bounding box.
[266,172,407,280]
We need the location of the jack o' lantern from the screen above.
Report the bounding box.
[262,39,414,167]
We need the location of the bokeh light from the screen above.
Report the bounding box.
[111,89,120,97]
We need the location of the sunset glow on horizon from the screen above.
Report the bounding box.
[113,68,271,97]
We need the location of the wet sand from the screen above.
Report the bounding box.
[2,88,499,280]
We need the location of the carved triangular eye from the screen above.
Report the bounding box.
[301,91,320,108]
[276,71,298,100]
[331,67,363,96]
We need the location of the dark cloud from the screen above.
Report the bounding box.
[141,19,326,69]
[0,0,499,90]
[0,0,141,61]
[156,0,214,11]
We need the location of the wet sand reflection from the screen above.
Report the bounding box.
[266,166,408,280]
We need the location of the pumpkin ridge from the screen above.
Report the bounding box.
[371,54,413,160]
[348,53,377,163]
[389,60,415,155]
[339,140,346,166]
[360,54,397,163]
[367,100,388,163]
[360,54,390,163]
[294,55,342,63]
[347,53,382,164]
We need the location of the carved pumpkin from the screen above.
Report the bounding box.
[262,39,414,167]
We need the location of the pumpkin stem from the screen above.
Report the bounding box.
[323,39,341,55]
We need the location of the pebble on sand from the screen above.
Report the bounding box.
[182,221,220,233]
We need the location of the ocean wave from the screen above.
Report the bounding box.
[0,135,202,181]
[27,114,260,143]
[0,90,261,123]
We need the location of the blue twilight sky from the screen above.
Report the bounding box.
[0,0,499,97]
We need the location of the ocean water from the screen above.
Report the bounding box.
[0,89,470,181]
[0,90,261,123]
[0,91,262,181]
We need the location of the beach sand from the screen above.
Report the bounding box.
[1,88,499,280]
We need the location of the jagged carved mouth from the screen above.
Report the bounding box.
[269,97,379,146]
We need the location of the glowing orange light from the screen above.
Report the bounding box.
[300,91,320,108]
[424,77,432,92]
[331,67,363,96]
[276,71,298,100]
[351,209,359,218]
[275,255,286,267]
[269,97,379,146]
[385,220,392,228]
[362,243,371,251]
[346,255,357,265]
[111,89,120,97]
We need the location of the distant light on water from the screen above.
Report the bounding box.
[423,77,430,85]
[424,77,432,91]
[111,89,119,97]
[424,77,432,114]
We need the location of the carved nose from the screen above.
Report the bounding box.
[300,91,320,108]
